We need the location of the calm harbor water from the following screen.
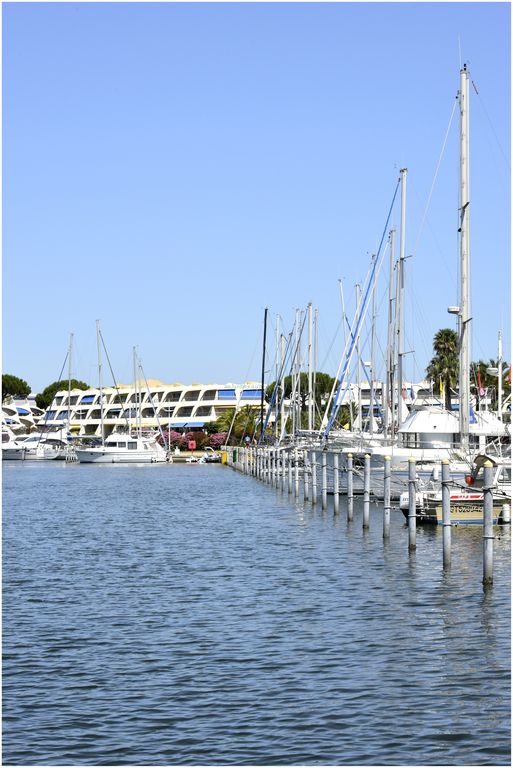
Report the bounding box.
[3,461,511,766]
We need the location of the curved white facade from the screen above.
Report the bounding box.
[38,380,263,437]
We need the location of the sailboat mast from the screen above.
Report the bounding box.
[459,64,471,450]
[498,331,503,421]
[397,168,407,426]
[260,307,268,441]
[275,315,280,439]
[67,332,73,433]
[369,254,377,434]
[384,229,396,441]
[355,284,362,431]
[96,320,104,444]
[307,302,313,431]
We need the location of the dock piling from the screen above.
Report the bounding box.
[442,459,451,569]
[483,461,494,586]
[333,453,340,514]
[347,453,354,522]
[321,452,327,510]
[312,451,318,505]
[304,451,310,501]
[383,455,391,539]
[408,457,417,550]
[363,454,370,528]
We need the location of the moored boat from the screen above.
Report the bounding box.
[75,432,167,463]
[2,427,27,460]
[399,451,511,525]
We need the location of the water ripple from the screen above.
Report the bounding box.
[3,462,510,765]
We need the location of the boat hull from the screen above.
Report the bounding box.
[400,496,508,526]
[76,449,166,464]
[2,448,26,460]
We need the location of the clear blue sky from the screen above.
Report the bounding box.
[3,2,511,394]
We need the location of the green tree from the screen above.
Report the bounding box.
[2,374,31,399]
[36,379,89,410]
[426,328,459,410]
[265,371,337,428]
[208,406,261,444]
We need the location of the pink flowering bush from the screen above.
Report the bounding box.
[209,432,228,449]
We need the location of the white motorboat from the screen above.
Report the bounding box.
[2,427,27,460]
[75,432,167,463]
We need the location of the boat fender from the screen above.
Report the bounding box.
[465,475,475,486]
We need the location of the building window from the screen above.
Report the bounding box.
[241,389,262,399]
[218,389,236,399]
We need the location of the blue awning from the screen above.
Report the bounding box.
[241,389,262,399]
[16,407,30,415]
[80,395,95,404]
[172,421,205,428]
[218,390,236,399]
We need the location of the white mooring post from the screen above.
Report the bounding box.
[333,453,340,514]
[321,452,327,510]
[363,454,370,528]
[347,453,354,522]
[288,451,293,494]
[294,448,299,498]
[483,461,494,586]
[442,459,451,570]
[383,455,391,539]
[312,451,318,505]
[408,457,417,550]
[304,450,310,501]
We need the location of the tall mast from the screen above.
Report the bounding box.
[260,307,268,442]
[96,320,104,444]
[459,64,471,450]
[397,168,407,426]
[280,333,286,435]
[355,283,362,431]
[297,309,303,431]
[369,254,377,434]
[307,302,313,431]
[384,229,396,441]
[275,315,280,439]
[314,307,318,430]
[67,332,73,433]
[498,331,503,422]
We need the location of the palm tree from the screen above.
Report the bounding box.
[208,406,260,444]
[471,358,511,412]
[426,328,459,411]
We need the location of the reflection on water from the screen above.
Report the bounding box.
[3,462,510,765]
